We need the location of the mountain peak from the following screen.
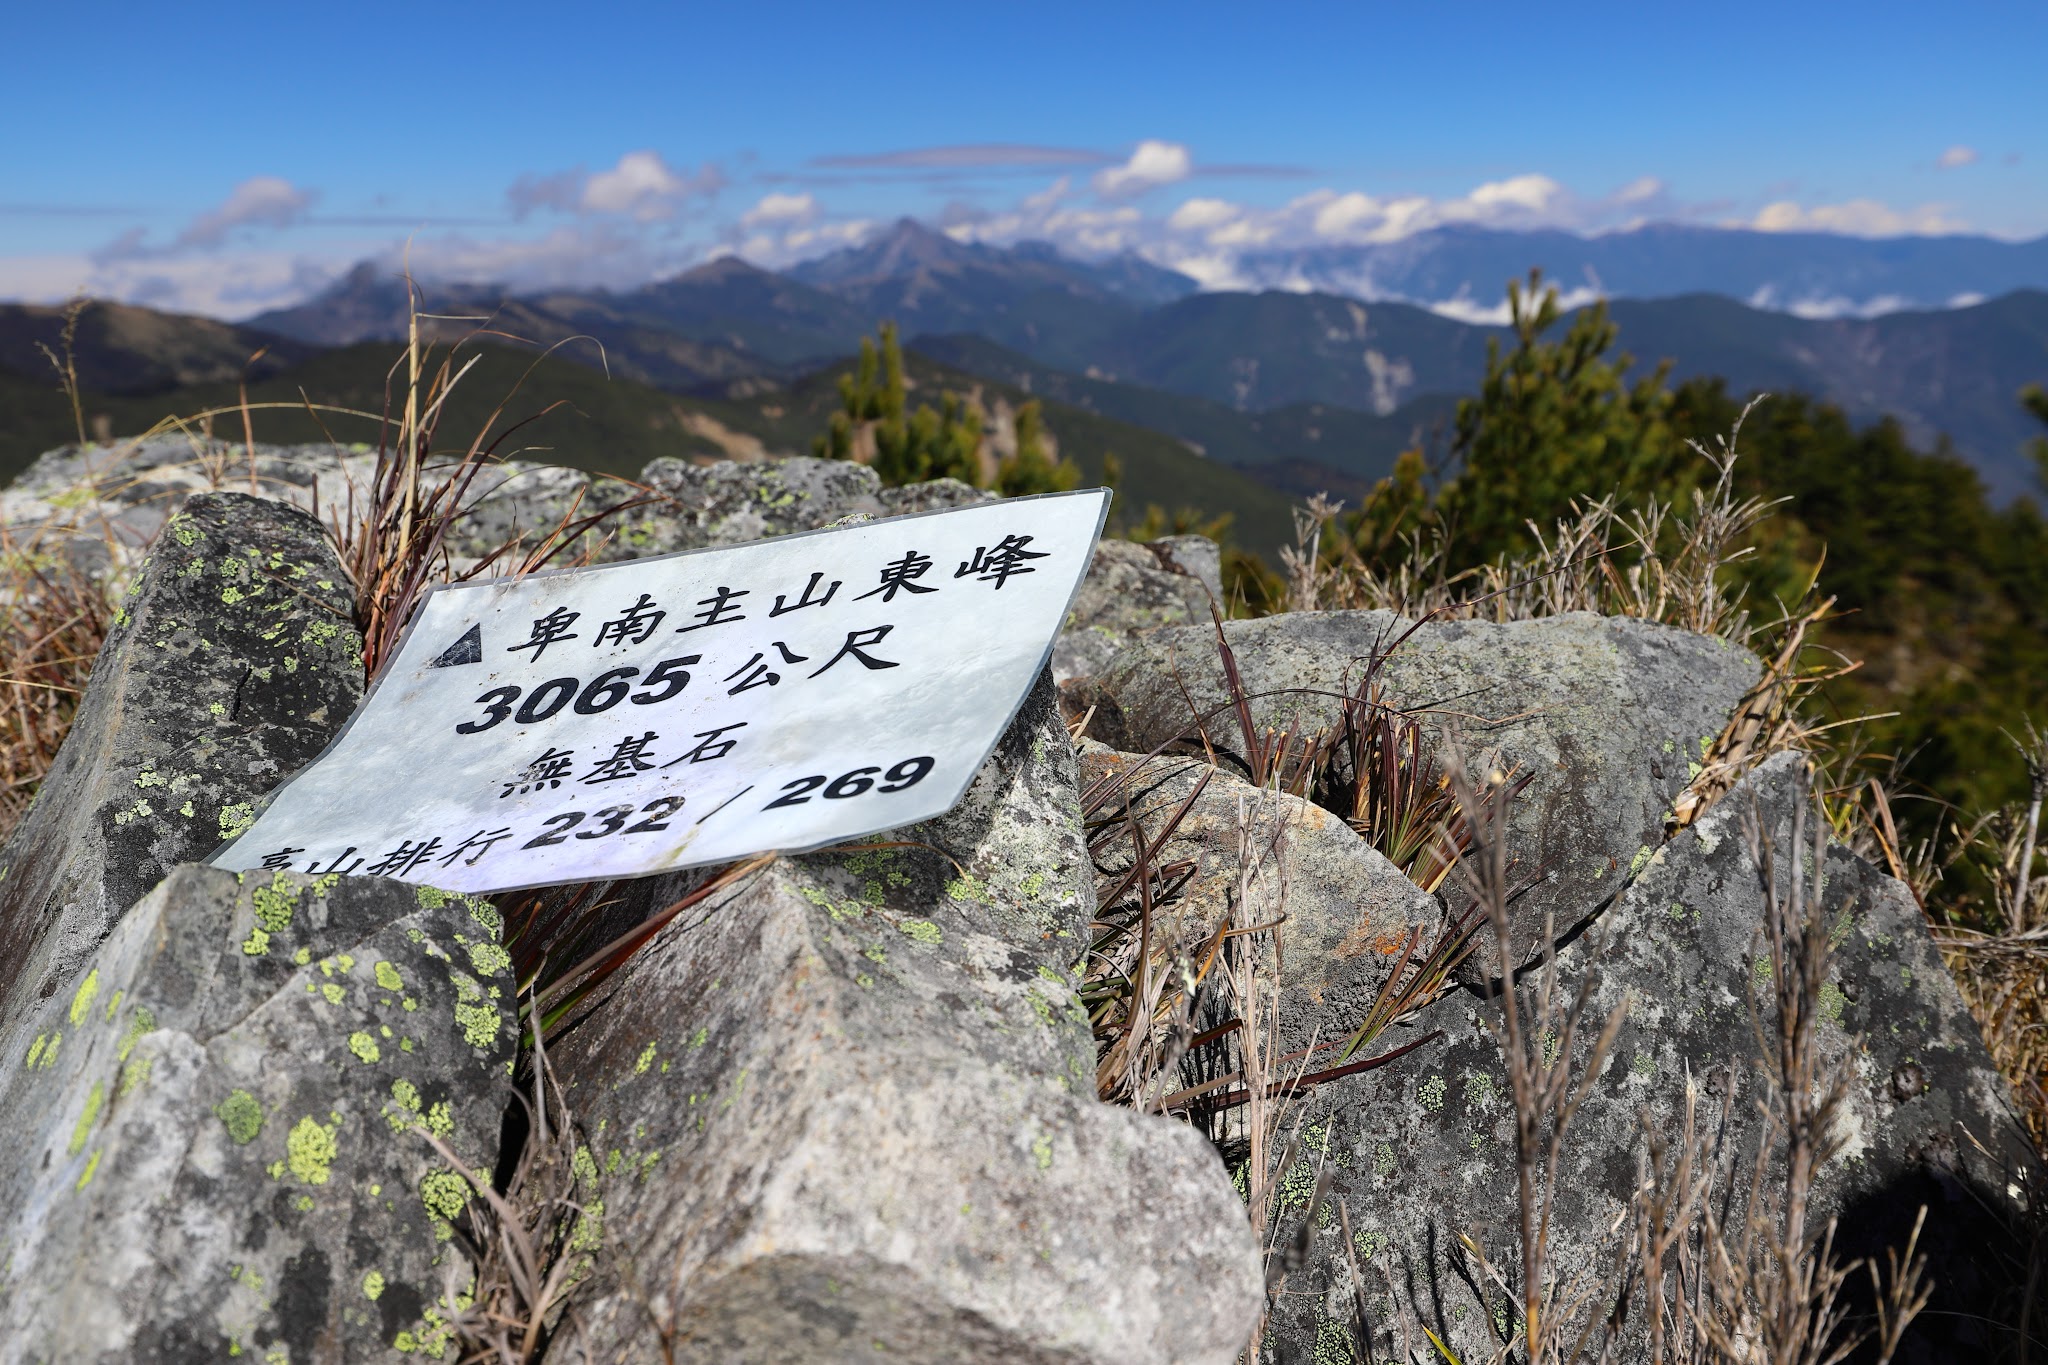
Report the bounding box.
[788,217,977,288]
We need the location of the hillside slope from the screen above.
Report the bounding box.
[0,341,1298,555]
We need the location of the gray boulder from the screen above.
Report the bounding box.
[551,678,1262,1363]
[1077,746,1438,1048]
[0,865,516,1362]
[1252,754,2039,1364]
[1054,539,1218,686]
[1084,610,1761,968]
[0,491,362,1021]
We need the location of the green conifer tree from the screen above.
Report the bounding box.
[995,399,1082,495]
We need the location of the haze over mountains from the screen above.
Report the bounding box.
[3,217,2045,513]
[242,219,2048,496]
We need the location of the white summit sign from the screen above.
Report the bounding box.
[210,489,1111,893]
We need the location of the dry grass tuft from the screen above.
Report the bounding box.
[419,1040,604,1362]
[0,523,116,838]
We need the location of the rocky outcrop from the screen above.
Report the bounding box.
[0,491,362,1021]
[552,679,1262,1364]
[0,866,516,1361]
[1078,745,1439,1038]
[1053,537,1218,685]
[1247,755,2038,1364]
[1082,610,1761,968]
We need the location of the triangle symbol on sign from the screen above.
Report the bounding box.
[429,624,484,668]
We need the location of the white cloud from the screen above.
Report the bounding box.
[1425,283,1606,326]
[1092,140,1192,198]
[1615,175,1665,204]
[734,217,878,269]
[1748,198,1966,236]
[1467,174,1565,214]
[1936,145,1979,169]
[0,248,343,317]
[88,176,320,264]
[176,176,317,247]
[583,151,690,219]
[1166,197,1241,232]
[508,151,721,222]
[740,192,819,228]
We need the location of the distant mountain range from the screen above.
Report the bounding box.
[4,219,2043,520]
[244,221,2048,497]
[1224,223,2048,319]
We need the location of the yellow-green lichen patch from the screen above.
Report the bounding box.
[387,1079,422,1133]
[1418,1074,1447,1112]
[465,940,510,979]
[219,803,256,841]
[375,961,404,991]
[450,974,500,1050]
[69,1082,107,1154]
[116,1007,155,1062]
[250,871,298,937]
[363,1270,386,1301]
[217,1090,264,1144]
[897,918,943,945]
[320,983,345,1006]
[348,1032,381,1064]
[103,988,123,1022]
[169,519,198,547]
[25,1034,48,1068]
[462,894,502,937]
[75,1149,103,1190]
[286,1115,339,1184]
[119,1056,153,1097]
[419,1168,470,1224]
[635,1043,657,1075]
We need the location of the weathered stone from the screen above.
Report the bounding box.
[1085,610,1761,967]
[0,492,363,1021]
[0,865,516,1362]
[1054,539,1218,685]
[1078,746,1438,1037]
[552,678,1261,1363]
[1,441,1007,579]
[620,454,890,554]
[877,475,997,518]
[1252,755,2040,1364]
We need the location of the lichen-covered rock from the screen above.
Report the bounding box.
[0,865,516,1362]
[2,439,1014,574]
[0,492,362,1021]
[1054,539,1217,685]
[1085,610,1761,968]
[1253,755,2040,1364]
[552,678,1261,1364]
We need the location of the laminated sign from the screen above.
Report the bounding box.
[210,488,1111,893]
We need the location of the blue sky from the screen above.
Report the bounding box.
[3,0,2041,316]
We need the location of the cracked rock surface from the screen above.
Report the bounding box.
[552,679,1262,1364]
[0,491,362,1021]
[1082,609,1761,969]
[1249,756,2039,1365]
[0,866,516,1363]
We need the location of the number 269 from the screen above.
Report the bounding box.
[764,757,934,809]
